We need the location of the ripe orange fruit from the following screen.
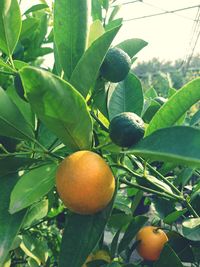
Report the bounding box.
[136,226,168,261]
[56,150,115,215]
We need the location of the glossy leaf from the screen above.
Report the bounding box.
[118,215,148,253]
[116,38,148,58]
[19,67,93,151]
[88,20,105,48]
[54,0,90,79]
[182,218,200,241]
[146,78,200,136]
[163,209,187,225]
[129,126,200,168]
[154,243,183,267]
[0,0,22,55]
[59,193,116,267]
[107,73,143,120]
[22,199,49,229]
[190,109,200,126]
[9,163,57,214]
[0,174,27,265]
[0,157,39,177]
[0,87,34,140]
[70,25,121,97]
[24,4,49,15]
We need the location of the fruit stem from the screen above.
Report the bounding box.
[119,177,179,201]
[90,112,109,133]
[110,163,143,178]
[183,199,199,218]
[139,158,182,196]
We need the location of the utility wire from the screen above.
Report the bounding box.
[111,0,142,8]
[141,1,194,21]
[181,6,200,71]
[124,4,200,22]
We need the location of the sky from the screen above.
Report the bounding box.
[112,0,200,62]
[21,0,200,64]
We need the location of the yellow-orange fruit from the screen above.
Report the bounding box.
[136,226,168,261]
[56,150,115,215]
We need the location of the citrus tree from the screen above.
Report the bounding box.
[0,0,200,266]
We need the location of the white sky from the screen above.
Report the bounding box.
[21,0,200,63]
[113,0,200,62]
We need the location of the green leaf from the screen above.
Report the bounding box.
[0,87,34,140]
[20,18,39,41]
[108,5,121,22]
[70,25,121,98]
[19,67,93,151]
[0,0,22,55]
[0,59,15,72]
[118,215,148,253]
[105,18,123,32]
[154,243,183,267]
[182,218,200,241]
[54,0,90,79]
[0,174,27,265]
[163,209,187,225]
[190,109,200,126]
[22,199,49,229]
[9,163,57,214]
[92,0,102,21]
[142,100,161,123]
[146,78,200,136]
[6,86,35,129]
[0,157,39,177]
[116,39,148,58]
[107,73,143,120]
[88,20,105,48]
[21,234,48,264]
[136,175,173,195]
[129,126,200,168]
[167,231,195,263]
[59,193,116,267]
[24,4,49,15]
[145,87,157,99]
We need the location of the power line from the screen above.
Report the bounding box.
[124,4,200,22]
[141,1,194,21]
[111,0,141,8]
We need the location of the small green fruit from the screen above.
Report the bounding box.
[109,112,145,148]
[100,47,131,83]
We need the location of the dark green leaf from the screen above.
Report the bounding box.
[146,78,200,136]
[24,4,49,15]
[107,73,143,120]
[59,193,116,267]
[154,243,183,267]
[20,18,39,41]
[0,0,22,55]
[129,126,200,168]
[163,209,187,225]
[19,67,93,151]
[54,0,90,79]
[9,163,57,214]
[190,109,200,126]
[182,218,200,241]
[0,174,27,265]
[22,199,48,229]
[0,157,39,177]
[0,87,34,140]
[116,39,148,58]
[70,25,121,97]
[118,215,148,253]
[92,0,102,21]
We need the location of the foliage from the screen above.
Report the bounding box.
[0,0,200,266]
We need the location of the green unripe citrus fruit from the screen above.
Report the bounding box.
[109,112,145,147]
[14,75,27,101]
[100,47,131,83]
